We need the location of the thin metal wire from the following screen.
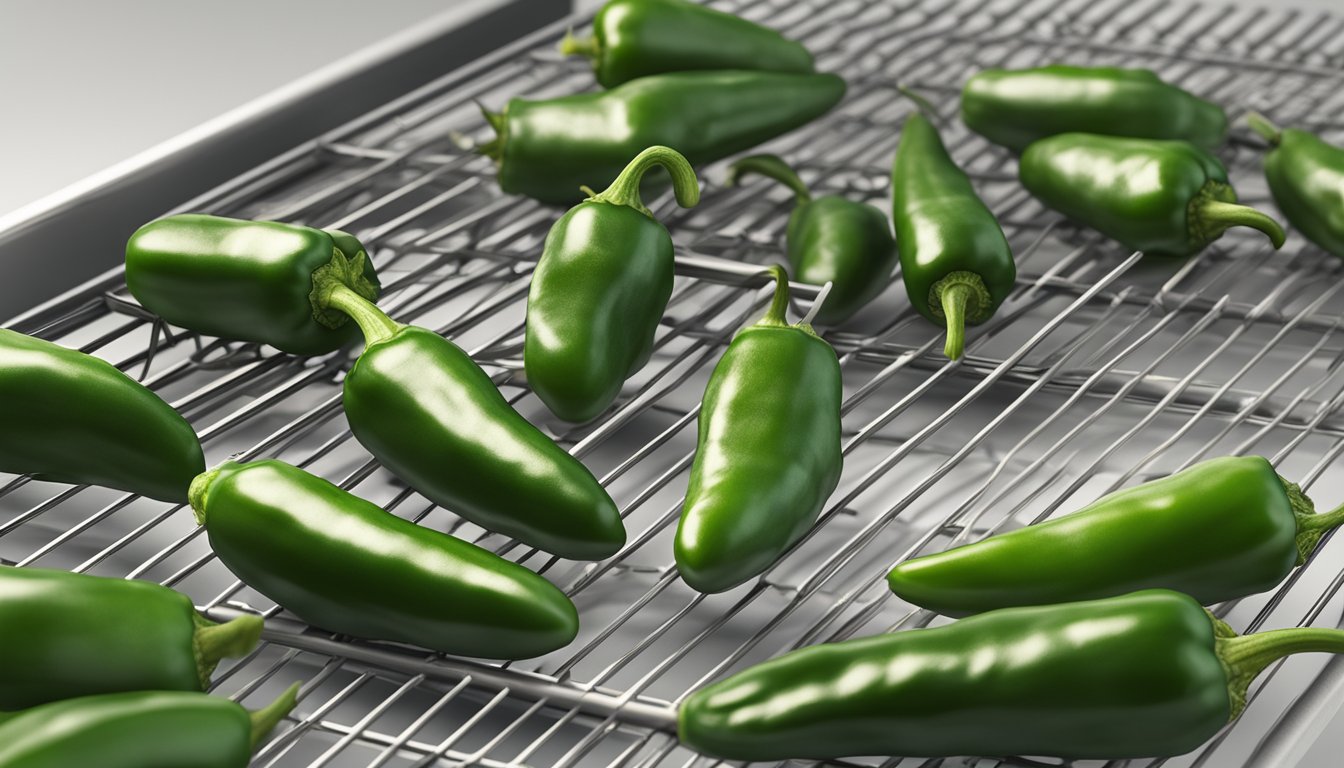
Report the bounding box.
[2,0,1344,765]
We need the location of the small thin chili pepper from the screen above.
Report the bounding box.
[0,685,299,768]
[561,0,814,88]
[479,71,846,204]
[526,146,699,422]
[892,108,1015,359]
[0,329,204,502]
[314,281,625,559]
[1246,113,1344,259]
[126,214,381,355]
[675,266,842,593]
[0,567,263,711]
[887,455,1342,616]
[962,65,1227,153]
[679,589,1344,760]
[1019,133,1286,256]
[725,154,897,325]
[191,460,579,659]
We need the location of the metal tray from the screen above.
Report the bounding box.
[3,0,1344,765]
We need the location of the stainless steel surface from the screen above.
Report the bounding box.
[3,0,1344,766]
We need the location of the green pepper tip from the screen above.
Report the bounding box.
[929,272,992,359]
[321,281,402,347]
[559,28,600,61]
[1194,198,1287,250]
[192,612,265,688]
[250,681,302,749]
[188,468,221,525]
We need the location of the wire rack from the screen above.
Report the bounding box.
[5,0,1344,765]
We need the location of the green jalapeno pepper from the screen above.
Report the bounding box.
[892,111,1015,359]
[725,154,897,325]
[675,266,842,594]
[680,589,1344,760]
[525,146,700,422]
[314,282,625,559]
[961,65,1227,153]
[0,329,204,502]
[1019,133,1286,256]
[192,460,578,658]
[1246,114,1344,259]
[125,214,381,356]
[0,567,262,711]
[0,685,298,768]
[479,71,846,205]
[561,0,814,88]
[887,456,1343,616]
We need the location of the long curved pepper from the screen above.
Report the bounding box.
[726,154,896,325]
[675,265,843,593]
[892,104,1015,359]
[1246,113,1344,259]
[526,146,699,423]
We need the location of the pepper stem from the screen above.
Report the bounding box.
[1194,199,1287,249]
[559,28,600,61]
[725,154,813,205]
[188,468,221,526]
[585,145,701,218]
[755,265,793,328]
[193,613,265,688]
[323,282,402,347]
[1217,621,1344,719]
[897,84,945,128]
[930,271,992,360]
[250,681,301,749]
[1245,113,1283,146]
[476,101,505,161]
[308,247,379,330]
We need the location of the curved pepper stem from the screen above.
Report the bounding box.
[249,681,301,749]
[192,613,265,688]
[1215,616,1344,719]
[320,282,403,347]
[755,264,793,328]
[586,145,701,218]
[1245,112,1283,146]
[476,102,505,161]
[1195,199,1287,249]
[308,247,380,330]
[931,271,992,360]
[725,154,813,205]
[897,84,945,128]
[559,28,600,61]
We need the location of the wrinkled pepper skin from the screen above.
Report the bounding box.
[681,589,1344,760]
[562,0,814,88]
[962,65,1227,153]
[726,154,896,325]
[1248,114,1344,259]
[0,567,262,711]
[324,288,625,557]
[0,329,204,502]
[526,147,700,422]
[480,71,846,204]
[1019,133,1286,256]
[675,267,842,593]
[887,456,1339,616]
[0,686,298,768]
[191,460,579,659]
[892,112,1015,359]
[125,214,381,356]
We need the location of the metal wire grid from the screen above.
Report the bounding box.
[4,0,1344,765]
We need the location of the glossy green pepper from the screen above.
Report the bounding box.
[561,0,814,88]
[892,111,1015,359]
[1247,114,1344,259]
[0,685,298,768]
[887,456,1342,616]
[961,65,1227,153]
[126,214,380,356]
[316,282,625,559]
[191,460,579,659]
[0,329,204,502]
[680,589,1344,760]
[0,567,262,711]
[480,71,846,204]
[675,267,842,593]
[725,154,897,325]
[1019,133,1286,256]
[525,146,700,422]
